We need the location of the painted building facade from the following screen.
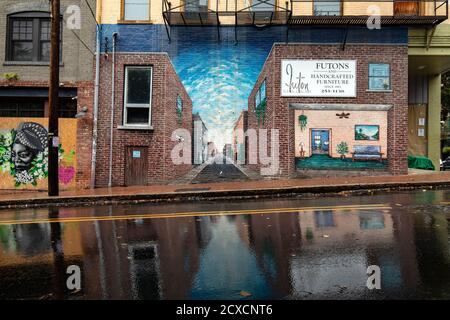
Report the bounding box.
[0,0,97,190]
[248,44,407,175]
[96,0,449,179]
[192,113,208,165]
[232,110,248,164]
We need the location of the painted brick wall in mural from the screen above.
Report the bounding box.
[0,118,77,189]
[100,25,407,148]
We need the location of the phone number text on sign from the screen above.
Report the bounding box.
[281,60,357,97]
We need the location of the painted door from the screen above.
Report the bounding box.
[311,130,330,154]
[125,147,148,186]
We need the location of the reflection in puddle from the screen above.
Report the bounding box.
[0,194,450,299]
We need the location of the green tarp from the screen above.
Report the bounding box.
[408,155,435,170]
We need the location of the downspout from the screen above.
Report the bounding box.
[90,23,101,188]
[108,32,118,187]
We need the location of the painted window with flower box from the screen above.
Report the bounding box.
[123,66,153,127]
[368,63,391,91]
[255,80,266,124]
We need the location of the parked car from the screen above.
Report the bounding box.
[441,156,450,171]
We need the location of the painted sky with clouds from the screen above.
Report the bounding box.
[172,42,271,150]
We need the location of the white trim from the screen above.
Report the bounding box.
[124,66,153,126]
[118,125,154,130]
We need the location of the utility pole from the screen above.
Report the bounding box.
[48,0,60,196]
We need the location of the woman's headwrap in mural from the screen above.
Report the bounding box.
[0,122,49,186]
[0,121,76,188]
[12,122,48,172]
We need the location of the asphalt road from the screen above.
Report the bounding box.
[191,156,248,184]
[0,189,449,300]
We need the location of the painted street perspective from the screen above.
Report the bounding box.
[0,189,449,299]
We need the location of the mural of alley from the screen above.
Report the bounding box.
[172,42,270,149]
[100,25,407,149]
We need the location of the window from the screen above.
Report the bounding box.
[314,0,341,16]
[176,95,183,123]
[124,66,153,126]
[0,98,77,118]
[185,0,209,12]
[255,80,266,124]
[252,0,275,12]
[123,0,150,21]
[0,99,45,117]
[7,12,59,62]
[59,98,78,118]
[369,63,391,91]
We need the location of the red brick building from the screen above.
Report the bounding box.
[248,44,408,177]
[95,53,193,187]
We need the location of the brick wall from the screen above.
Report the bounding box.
[95,52,193,187]
[0,0,96,82]
[248,44,409,176]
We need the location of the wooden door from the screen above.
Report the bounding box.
[394,1,419,15]
[125,147,148,186]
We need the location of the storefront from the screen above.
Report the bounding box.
[248,43,409,176]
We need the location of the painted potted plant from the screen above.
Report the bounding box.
[298,114,307,131]
[337,141,349,159]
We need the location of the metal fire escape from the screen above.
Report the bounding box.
[162,0,449,43]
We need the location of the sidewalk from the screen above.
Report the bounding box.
[0,170,449,209]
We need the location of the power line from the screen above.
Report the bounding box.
[62,16,96,56]
[46,1,95,56]
[84,0,99,26]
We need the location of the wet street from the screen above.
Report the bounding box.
[0,189,449,300]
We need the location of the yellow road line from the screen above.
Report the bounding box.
[0,203,391,226]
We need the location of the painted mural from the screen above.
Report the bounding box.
[0,118,77,190]
[100,25,407,150]
[355,125,380,141]
[294,110,388,170]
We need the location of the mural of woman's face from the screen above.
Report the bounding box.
[12,142,36,172]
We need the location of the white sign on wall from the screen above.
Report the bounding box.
[281,60,356,97]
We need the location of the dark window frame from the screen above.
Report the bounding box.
[368,63,391,91]
[6,11,62,62]
[0,97,77,118]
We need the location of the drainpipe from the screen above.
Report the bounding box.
[90,24,101,189]
[108,32,118,188]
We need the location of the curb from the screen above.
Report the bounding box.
[1,179,449,209]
